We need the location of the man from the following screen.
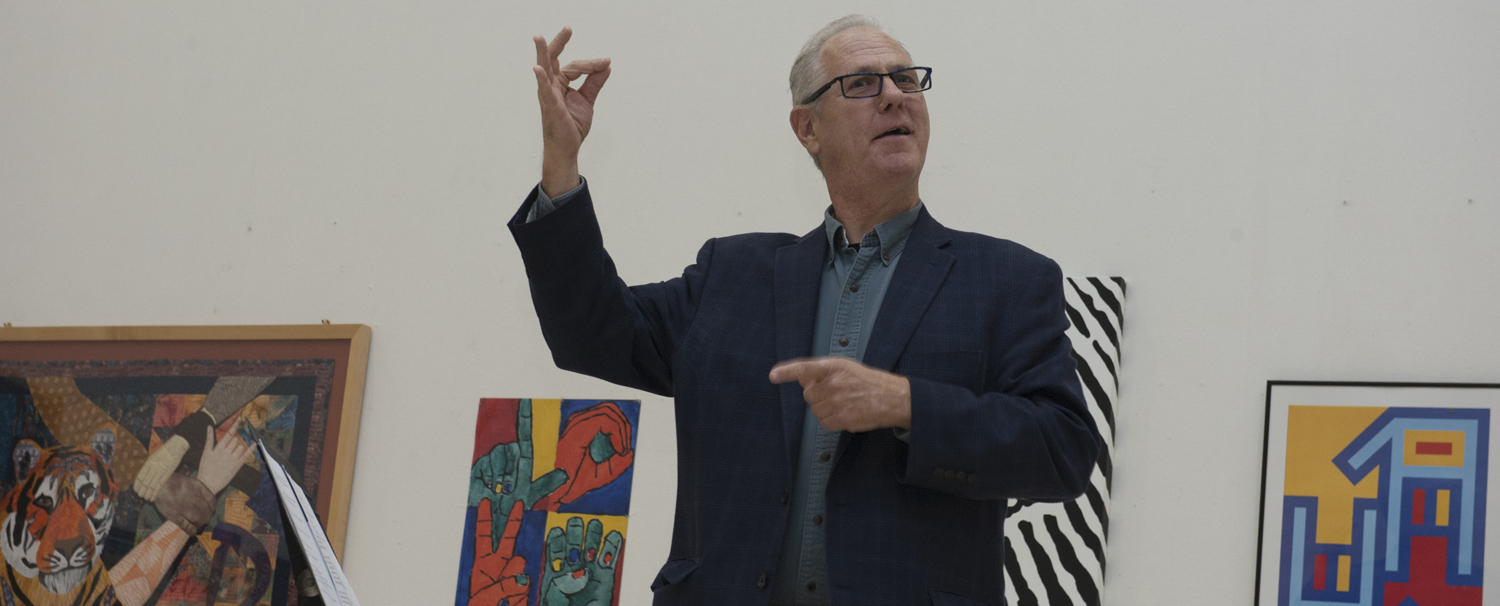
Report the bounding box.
[510,15,1100,606]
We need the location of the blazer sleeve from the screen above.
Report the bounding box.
[899,255,1100,502]
[507,183,710,396]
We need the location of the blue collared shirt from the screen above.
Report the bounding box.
[769,202,922,606]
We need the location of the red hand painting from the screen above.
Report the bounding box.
[471,499,530,606]
[535,402,635,510]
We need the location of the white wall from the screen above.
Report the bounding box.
[3,1,1497,604]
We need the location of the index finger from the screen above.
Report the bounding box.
[768,358,831,385]
[517,399,533,448]
[497,500,524,558]
[559,58,610,76]
[517,399,535,478]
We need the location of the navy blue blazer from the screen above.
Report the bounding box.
[509,185,1099,606]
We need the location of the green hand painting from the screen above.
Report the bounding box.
[541,516,623,606]
[469,399,568,550]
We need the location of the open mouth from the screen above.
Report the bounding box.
[875,127,911,140]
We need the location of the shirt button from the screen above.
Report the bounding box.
[820,452,831,462]
[839,337,849,347]
[849,284,860,293]
[807,582,817,592]
[883,254,891,261]
[757,573,767,589]
[813,515,823,525]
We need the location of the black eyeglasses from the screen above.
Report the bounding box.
[801,67,932,105]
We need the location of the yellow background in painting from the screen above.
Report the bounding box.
[1284,406,1385,545]
[531,399,563,481]
[1402,430,1464,467]
[543,512,631,570]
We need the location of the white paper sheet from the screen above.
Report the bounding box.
[259,440,360,606]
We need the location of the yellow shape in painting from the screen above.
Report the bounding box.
[544,512,630,566]
[1336,555,1351,591]
[1284,405,1386,545]
[1403,430,1464,467]
[531,399,563,480]
[1437,490,1451,526]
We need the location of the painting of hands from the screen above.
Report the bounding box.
[458,399,639,606]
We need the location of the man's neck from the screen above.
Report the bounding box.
[825,178,920,243]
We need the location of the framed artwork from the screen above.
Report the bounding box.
[1005,277,1124,606]
[1256,381,1495,606]
[456,398,640,606]
[0,324,371,606]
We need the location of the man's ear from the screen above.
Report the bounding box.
[790,105,820,157]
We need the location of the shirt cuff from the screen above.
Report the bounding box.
[527,177,587,222]
[893,427,910,443]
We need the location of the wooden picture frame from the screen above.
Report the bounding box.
[0,324,370,563]
[1255,381,1495,606]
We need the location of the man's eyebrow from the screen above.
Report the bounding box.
[853,64,913,73]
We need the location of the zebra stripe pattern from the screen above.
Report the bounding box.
[1004,277,1124,606]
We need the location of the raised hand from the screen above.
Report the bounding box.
[769,357,912,432]
[134,434,190,500]
[196,420,255,494]
[532,27,612,197]
[471,499,531,606]
[533,402,634,510]
[541,516,623,606]
[470,400,569,549]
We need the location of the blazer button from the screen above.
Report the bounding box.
[757,573,767,589]
[945,470,958,480]
[932,467,944,478]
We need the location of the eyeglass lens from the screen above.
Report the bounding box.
[840,68,931,99]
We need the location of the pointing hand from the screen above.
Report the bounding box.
[769,357,912,432]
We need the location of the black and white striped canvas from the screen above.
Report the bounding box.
[1004,277,1124,606]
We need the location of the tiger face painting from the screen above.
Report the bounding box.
[1,427,118,596]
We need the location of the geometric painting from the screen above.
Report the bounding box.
[456,398,639,606]
[1004,277,1125,606]
[1257,382,1496,606]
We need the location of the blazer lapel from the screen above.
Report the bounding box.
[774,226,826,472]
[862,207,956,372]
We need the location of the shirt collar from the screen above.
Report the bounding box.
[823,201,924,262]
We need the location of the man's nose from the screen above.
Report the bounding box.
[878,75,906,110]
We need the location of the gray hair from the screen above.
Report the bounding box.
[789,15,906,110]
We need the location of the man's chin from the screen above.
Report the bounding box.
[869,152,925,178]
